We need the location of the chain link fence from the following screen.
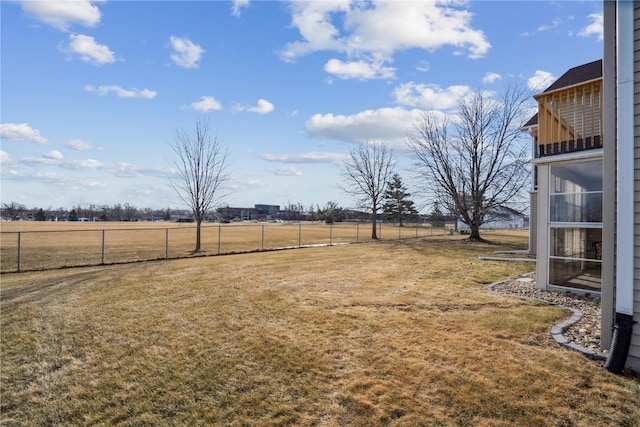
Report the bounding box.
[1,222,454,273]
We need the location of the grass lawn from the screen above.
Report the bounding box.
[1,232,639,426]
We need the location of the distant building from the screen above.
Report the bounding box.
[254,204,280,220]
[217,204,280,221]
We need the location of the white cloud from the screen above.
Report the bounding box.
[236,99,275,115]
[246,179,266,187]
[169,36,204,68]
[67,159,104,170]
[20,156,62,166]
[261,152,347,164]
[269,166,303,176]
[19,0,103,31]
[324,58,395,80]
[117,163,170,178]
[482,72,502,85]
[2,169,69,183]
[227,178,268,192]
[521,16,563,37]
[84,85,157,99]
[250,99,275,114]
[62,34,115,65]
[528,70,556,91]
[22,155,104,169]
[43,150,64,160]
[415,61,430,73]
[280,1,490,77]
[0,150,12,165]
[537,18,562,32]
[19,152,170,179]
[305,107,429,145]
[0,123,48,144]
[232,0,250,17]
[67,139,93,150]
[191,96,222,112]
[393,83,472,110]
[578,13,603,41]
[279,1,348,62]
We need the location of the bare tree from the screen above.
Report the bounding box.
[340,142,395,239]
[170,119,230,253]
[1,202,26,221]
[407,86,531,241]
[123,203,138,221]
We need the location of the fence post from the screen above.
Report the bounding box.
[101,230,106,264]
[165,228,169,259]
[17,232,21,272]
[261,225,265,251]
[329,223,333,246]
[398,224,401,240]
[379,221,382,239]
[356,223,359,243]
[218,225,221,255]
[415,225,418,238]
[298,223,302,248]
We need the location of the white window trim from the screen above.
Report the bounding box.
[533,148,603,166]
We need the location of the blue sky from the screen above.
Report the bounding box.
[1,0,603,212]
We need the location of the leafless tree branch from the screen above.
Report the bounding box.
[407,85,531,240]
[169,118,230,252]
[339,141,395,239]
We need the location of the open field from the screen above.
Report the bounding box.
[2,232,639,426]
[1,221,457,273]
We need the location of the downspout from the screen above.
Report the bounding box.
[605,0,636,374]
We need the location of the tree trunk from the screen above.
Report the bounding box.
[194,220,202,253]
[469,224,482,241]
[371,211,378,240]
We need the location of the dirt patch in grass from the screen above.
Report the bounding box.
[2,232,639,426]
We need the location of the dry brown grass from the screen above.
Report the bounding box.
[0,221,460,272]
[2,232,638,426]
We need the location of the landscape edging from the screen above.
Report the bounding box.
[486,279,607,362]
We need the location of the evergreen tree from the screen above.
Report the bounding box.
[382,173,418,226]
[429,202,446,228]
[34,208,46,221]
[69,209,78,221]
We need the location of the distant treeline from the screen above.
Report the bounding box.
[1,201,452,225]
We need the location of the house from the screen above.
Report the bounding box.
[525,0,638,372]
[601,0,639,372]
[526,59,603,294]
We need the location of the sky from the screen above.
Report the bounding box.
[0,0,604,213]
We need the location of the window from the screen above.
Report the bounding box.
[548,159,602,291]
